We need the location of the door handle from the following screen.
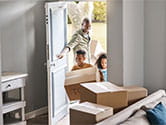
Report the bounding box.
[48,59,59,67]
[50,63,56,67]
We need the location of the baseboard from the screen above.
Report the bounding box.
[25,106,48,120]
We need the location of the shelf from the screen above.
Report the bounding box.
[3,98,20,104]
[1,72,27,125]
[4,118,26,125]
[4,114,26,125]
[1,79,25,93]
[5,121,26,125]
[1,72,28,83]
[2,101,26,114]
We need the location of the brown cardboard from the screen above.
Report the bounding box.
[80,82,128,112]
[90,40,105,64]
[123,86,148,105]
[65,67,100,100]
[70,102,113,125]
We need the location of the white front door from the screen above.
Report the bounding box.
[45,2,68,125]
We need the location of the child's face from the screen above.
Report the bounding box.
[101,58,107,69]
[76,54,85,65]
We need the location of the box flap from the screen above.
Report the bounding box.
[70,102,112,115]
[81,82,126,94]
[65,67,100,85]
[66,67,96,77]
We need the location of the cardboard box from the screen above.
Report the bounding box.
[80,82,128,112]
[65,67,100,100]
[90,40,105,64]
[70,102,113,125]
[123,86,148,105]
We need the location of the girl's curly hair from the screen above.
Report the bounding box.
[95,53,107,69]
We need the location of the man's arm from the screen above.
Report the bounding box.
[57,33,80,59]
[57,47,70,59]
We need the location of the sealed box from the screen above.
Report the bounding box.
[70,102,113,125]
[123,86,148,105]
[90,40,105,64]
[80,82,128,112]
[65,67,100,100]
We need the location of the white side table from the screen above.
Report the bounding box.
[1,72,28,125]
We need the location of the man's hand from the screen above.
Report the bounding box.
[57,47,70,59]
[57,53,64,59]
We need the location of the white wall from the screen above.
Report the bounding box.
[107,0,144,86]
[123,0,144,86]
[0,1,47,113]
[107,0,123,86]
[108,0,166,92]
[144,0,166,93]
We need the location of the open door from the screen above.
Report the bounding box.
[45,2,68,125]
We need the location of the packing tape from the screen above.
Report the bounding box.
[80,103,105,112]
[96,83,112,91]
[95,83,123,92]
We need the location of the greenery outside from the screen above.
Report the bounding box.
[93,1,106,22]
[67,1,106,70]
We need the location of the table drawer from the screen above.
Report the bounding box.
[1,79,25,92]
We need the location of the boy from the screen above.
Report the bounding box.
[72,50,92,71]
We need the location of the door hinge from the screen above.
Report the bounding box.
[45,15,48,24]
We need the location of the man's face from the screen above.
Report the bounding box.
[101,58,107,69]
[82,22,91,33]
[76,54,85,65]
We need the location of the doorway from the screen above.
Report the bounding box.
[45,1,107,125]
[67,1,107,71]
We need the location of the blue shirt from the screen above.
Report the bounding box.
[100,69,108,81]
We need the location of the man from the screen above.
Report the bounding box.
[72,50,92,71]
[57,18,91,63]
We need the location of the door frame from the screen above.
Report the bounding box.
[45,0,107,124]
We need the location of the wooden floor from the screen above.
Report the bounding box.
[27,113,69,125]
[27,114,48,125]
[27,102,78,125]
[57,115,69,125]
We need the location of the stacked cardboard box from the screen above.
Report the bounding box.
[65,67,100,100]
[69,82,148,124]
[70,102,113,125]
[123,86,148,105]
[80,82,148,112]
[80,82,128,112]
[90,40,105,64]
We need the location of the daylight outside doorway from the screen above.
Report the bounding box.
[67,1,107,70]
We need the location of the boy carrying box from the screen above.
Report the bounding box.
[72,50,93,71]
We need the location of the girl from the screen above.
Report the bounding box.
[96,53,108,81]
